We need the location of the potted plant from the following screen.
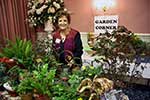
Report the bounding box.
[92,26,149,83]
[0,57,17,70]
[3,66,23,97]
[31,64,56,100]
[0,62,9,91]
[77,75,113,100]
[16,72,34,100]
[52,73,83,100]
[0,38,34,70]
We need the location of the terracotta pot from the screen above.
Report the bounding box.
[7,90,18,97]
[34,94,50,100]
[6,61,17,69]
[0,57,17,70]
[21,93,33,100]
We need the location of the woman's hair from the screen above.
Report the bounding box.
[54,10,71,25]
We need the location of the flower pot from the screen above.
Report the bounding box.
[0,57,17,70]
[7,90,18,97]
[34,94,50,100]
[21,93,33,100]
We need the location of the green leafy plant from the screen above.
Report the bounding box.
[16,72,34,95]
[0,38,34,70]
[34,34,59,69]
[53,73,83,100]
[92,26,150,82]
[7,66,23,91]
[0,63,9,86]
[31,64,56,98]
[80,65,103,79]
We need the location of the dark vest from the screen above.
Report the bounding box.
[53,29,78,57]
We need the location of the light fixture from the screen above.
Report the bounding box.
[93,0,116,12]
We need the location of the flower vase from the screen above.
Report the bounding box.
[35,25,47,41]
[44,19,54,33]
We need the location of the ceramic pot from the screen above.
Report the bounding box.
[21,93,33,100]
[34,94,50,100]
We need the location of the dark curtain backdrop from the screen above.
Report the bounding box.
[0,0,36,49]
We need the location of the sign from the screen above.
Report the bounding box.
[94,15,119,34]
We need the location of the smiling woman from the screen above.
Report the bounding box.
[52,10,83,69]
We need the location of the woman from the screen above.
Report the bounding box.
[52,10,83,67]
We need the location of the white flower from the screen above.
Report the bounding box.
[48,16,52,20]
[32,5,36,10]
[56,4,60,9]
[38,17,41,20]
[27,0,65,26]
[38,0,45,4]
[34,23,37,26]
[36,5,47,15]
[53,1,56,5]
[64,8,67,11]
[45,0,49,3]
[45,48,48,52]
[48,7,55,13]
[48,34,52,39]
[53,2,60,9]
[41,4,48,9]
[48,16,52,21]
[60,0,64,3]
[27,2,32,7]
[36,9,42,15]
[28,9,35,14]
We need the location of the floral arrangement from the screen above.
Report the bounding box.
[27,0,65,27]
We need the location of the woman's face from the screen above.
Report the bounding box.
[58,15,69,30]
